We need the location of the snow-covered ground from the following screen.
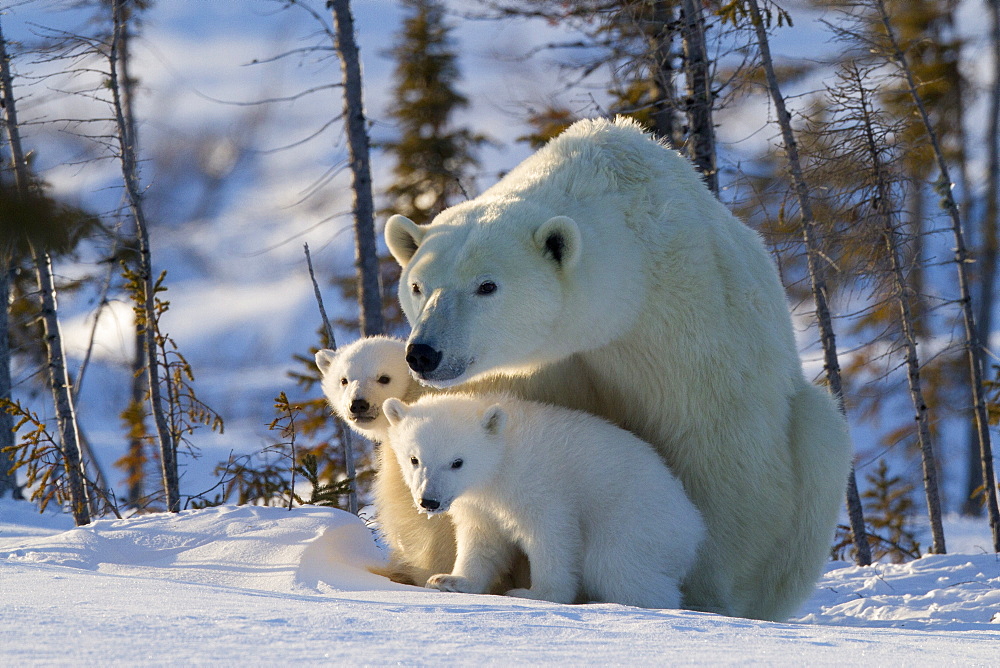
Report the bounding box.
[1,501,997,665]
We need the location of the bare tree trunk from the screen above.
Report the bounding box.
[118,14,139,165]
[745,0,871,565]
[1,19,89,523]
[855,76,946,552]
[679,0,718,193]
[0,30,23,503]
[304,243,358,515]
[0,264,22,500]
[964,0,1000,517]
[874,0,1000,551]
[0,96,18,497]
[117,3,149,509]
[643,1,678,145]
[330,0,384,338]
[32,252,92,525]
[109,0,179,512]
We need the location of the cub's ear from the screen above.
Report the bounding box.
[314,349,338,375]
[383,397,408,426]
[481,404,507,436]
[533,216,581,269]
[385,214,426,265]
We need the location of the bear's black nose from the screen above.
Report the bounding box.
[349,398,369,415]
[419,498,440,511]
[406,343,442,374]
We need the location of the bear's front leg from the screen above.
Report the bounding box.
[507,502,581,604]
[425,507,515,595]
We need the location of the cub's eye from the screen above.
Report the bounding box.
[340,378,348,386]
[451,458,464,469]
[410,456,419,467]
[476,281,497,295]
[377,375,391,384]
[411,283,421,295]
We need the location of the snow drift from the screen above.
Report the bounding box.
[1,502,998,664]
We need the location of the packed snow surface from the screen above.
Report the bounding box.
[1,501,998,665]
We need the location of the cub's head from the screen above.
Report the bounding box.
[385,204,581,387]
[383,395,506,515]
[315,336,416,442]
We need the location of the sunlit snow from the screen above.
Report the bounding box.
[2,502,997,664]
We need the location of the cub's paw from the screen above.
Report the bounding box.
[425,574,478,593]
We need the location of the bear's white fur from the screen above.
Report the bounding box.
[315,336,455,587]
[384,393,704,608]
[385,117,852,620]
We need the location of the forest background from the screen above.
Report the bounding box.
[2,0,1000,564]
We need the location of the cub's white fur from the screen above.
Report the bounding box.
[384,393,704,609]
[315,336,454,586]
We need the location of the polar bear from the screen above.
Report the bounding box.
[315,336,455,587]
[383,393,704,608]
[384,117,852,620]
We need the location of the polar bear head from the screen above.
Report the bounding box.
[315,336,417,442]
[383,395,506,515]
[385,203,594,388]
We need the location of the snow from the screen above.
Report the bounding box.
[1,502,997,664]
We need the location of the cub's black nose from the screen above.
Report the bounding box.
[406,343,442,374]
[349,399,370,415]
[419,498,440,511]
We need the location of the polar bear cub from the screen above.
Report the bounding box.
[315,336,456,586]
[383,392,704,608]
[316,336,420,443]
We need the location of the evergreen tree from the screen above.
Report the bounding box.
[382,0,487,226]
[737,0,871,564]
[817,0,971,514]
[863,0,970,497]
[736,0,982,531]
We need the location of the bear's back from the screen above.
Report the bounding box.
[476,117,709,216]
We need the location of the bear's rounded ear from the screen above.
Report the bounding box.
[481,404,507,436]
[385,214,426,266]
[383,397,408,426]
[533,216,581,270]
[315,349,337,375]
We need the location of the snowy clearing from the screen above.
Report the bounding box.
[1,502,998,665]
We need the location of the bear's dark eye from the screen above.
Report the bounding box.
[451,458,463,469]
[340,378,348,386]
[476,281,497,295]
[377,375,391,385]
[410,456,419,467]
[411,283,421,295]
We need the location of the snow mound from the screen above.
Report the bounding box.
[2,502,1000,663]
[0,504,398,595]
[795,553,1000,629]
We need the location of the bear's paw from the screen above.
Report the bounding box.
[425,573,480,594]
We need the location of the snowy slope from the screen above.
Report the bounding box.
[1,502,998,665]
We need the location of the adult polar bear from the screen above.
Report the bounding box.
[384,117,851,621]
